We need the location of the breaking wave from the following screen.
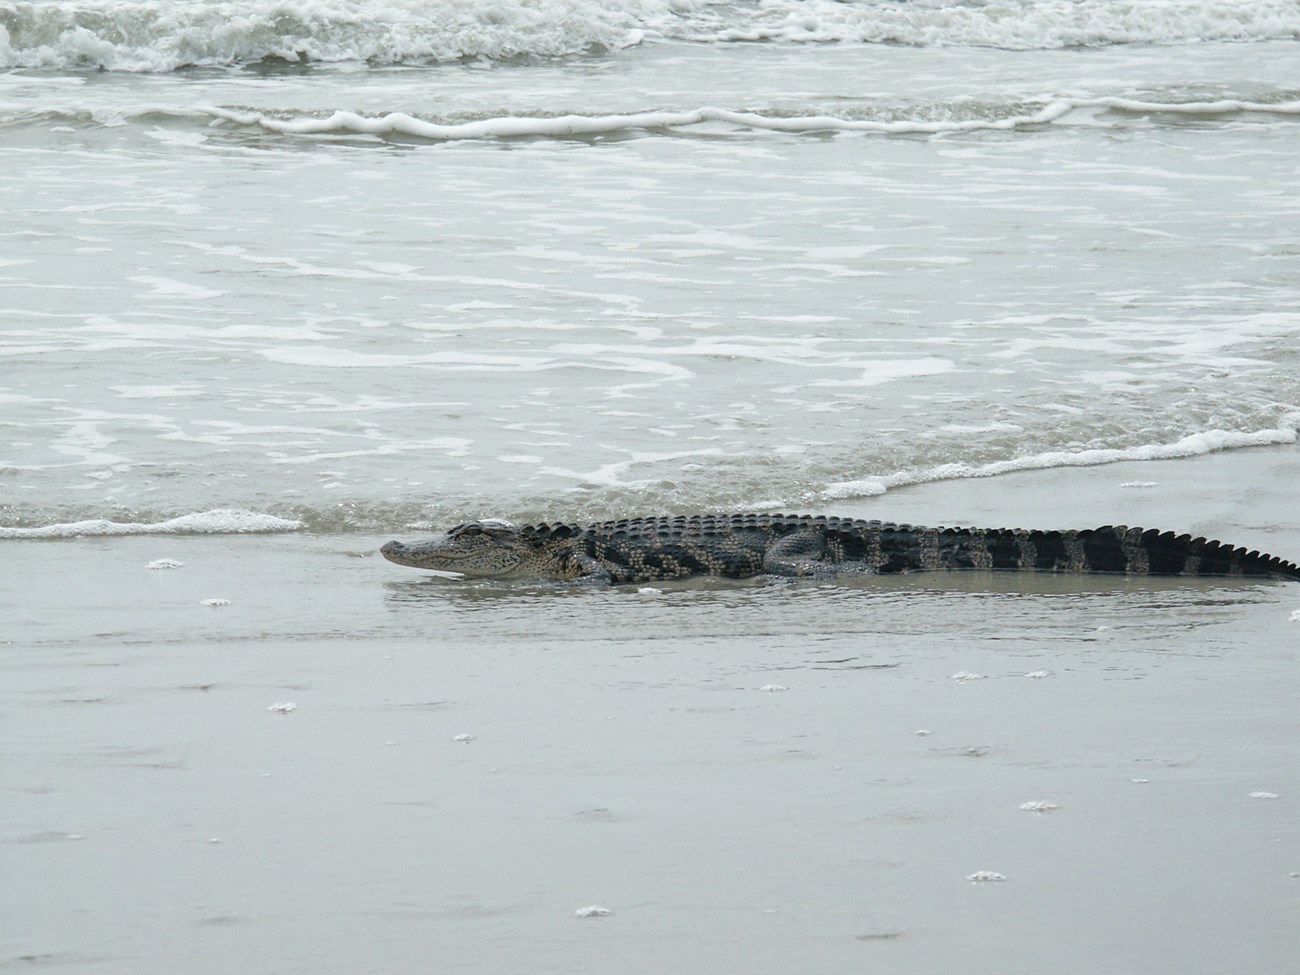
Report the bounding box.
[2,0,1298,72]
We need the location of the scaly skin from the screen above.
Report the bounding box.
[380,513,1300,584]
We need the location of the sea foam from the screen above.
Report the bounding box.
[0,0,655,71]
[3,0,1299,72]
[822,420,1300,501]
[0,508,304,538]
[704,0,1300,50]
[205,97,1300,143]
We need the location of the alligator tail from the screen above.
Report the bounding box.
[877,524,1300,579]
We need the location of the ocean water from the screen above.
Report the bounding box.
[4,3,1300,973]
[3,0,1299,533]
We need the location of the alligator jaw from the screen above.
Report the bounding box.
[380,532,527,578]
[380,538,465,571]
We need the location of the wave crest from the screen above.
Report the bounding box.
[0,0,655,71]
[3,0,1299,72]
[698,0,1300,50]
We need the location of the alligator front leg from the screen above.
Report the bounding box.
[761,529,875,578]
[569,552,615,584]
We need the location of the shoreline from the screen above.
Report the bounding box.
[3,440,1298,559]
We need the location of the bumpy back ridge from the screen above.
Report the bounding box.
[517,515,1300,580]
[912,523,1300,579]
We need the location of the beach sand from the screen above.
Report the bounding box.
[4,445,1299,974]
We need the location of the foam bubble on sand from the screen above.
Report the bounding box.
[574,905,611,918]
[966,871,1007,883]
[1019,801,1059,812]
[147,558,185,569]
[0,508,304,538]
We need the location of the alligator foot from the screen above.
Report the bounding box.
[761,528,878,577]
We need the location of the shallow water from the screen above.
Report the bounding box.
[3,28,1300,527]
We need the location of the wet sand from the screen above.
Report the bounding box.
[4,446,1299,974]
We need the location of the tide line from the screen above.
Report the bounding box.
[822,419,1300,501]
[0,508,304,538]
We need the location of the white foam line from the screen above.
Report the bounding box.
[822,421,1300,500]
[206,98,1300,142]
[0,508,304,538]
[202,103,1076,141]
[1088,96,1300,116]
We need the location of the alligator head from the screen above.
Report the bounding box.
[381,522,534,578]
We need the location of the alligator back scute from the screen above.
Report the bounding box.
[1143,529,1194,576]
[495,513,1299,582]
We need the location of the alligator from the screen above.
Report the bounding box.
[380,513,1300,584]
